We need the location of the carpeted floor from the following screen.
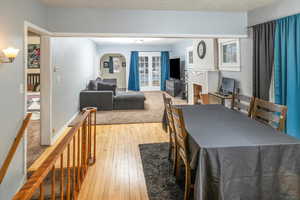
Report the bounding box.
[27,120,48,168]
[139,142,184,200]
[71,91,187,126]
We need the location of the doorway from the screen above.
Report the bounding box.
[24,21,52,172]
[139,52,161,91]
[26,31,46,168]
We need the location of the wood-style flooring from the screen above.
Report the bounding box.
[76,123,168,200]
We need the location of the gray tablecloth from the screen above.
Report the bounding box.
[179,104,300,200]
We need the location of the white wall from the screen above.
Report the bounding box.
[97,44,173,87]
[0,0,47,199]
[218,37,253,96]
[248,0,300,26]
[47,8,248,36]
[171,39,253,96]
[51,38,97,136]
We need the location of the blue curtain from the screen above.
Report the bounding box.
[274,14,300,138]
[109,56,114,74]
[128,51,140,91]
[161,51,170,91]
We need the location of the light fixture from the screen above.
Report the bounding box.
[0,47,19,63]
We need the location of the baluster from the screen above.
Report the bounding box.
[82,120,87,175]
[72,136,77,199]
[94,110,97,163]
[67,144,71,200]
[77,129,81,190]
[39,182,44,200]
[60,154,64,200]
[88,112,92,163]
[51,166,56,200]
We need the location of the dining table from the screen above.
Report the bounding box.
[176,104,300,200]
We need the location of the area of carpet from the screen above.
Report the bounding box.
[139,142,184,200]
[27,120,48,168]
[70,91,187,126]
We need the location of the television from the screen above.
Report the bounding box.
[170,58,180,80]
[219,77,235,95]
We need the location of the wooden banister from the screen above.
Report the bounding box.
[13,107,97,200]
[0,113,32,184]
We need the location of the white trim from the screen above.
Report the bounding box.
[23,21,53,174]
[25,21,53,36]
[51,112,79,145]
[53,32,249,39]
[40,36,53,145]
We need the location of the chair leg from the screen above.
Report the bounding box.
[175,151,181,180]
[172,144,177,176]
[168,128,172,161]
[184,164,191,200]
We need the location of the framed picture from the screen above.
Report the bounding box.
[218,39,240,71]
[185,46,193,67]
[28,44,40,68]
[122,62,126,67]
[103,61,109,68]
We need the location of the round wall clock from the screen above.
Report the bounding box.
[197,40,206,59]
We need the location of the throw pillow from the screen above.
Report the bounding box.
[88,80,98,91]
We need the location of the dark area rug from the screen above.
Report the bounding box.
[139,142,184,200]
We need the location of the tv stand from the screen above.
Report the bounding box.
[166,79,182,97]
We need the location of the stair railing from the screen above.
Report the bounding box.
[13,107,97,200]
[0,113,32,184]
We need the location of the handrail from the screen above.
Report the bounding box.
[0,113,32,184]
[13,107,97,200]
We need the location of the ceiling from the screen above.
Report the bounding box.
[91,38,187,46]
[40,0,274,12]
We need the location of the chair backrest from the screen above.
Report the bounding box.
[252,98,287,132]
[163,93,176,134]
[231,94,255,117]
[171,106,188,163]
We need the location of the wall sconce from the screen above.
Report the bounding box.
[0,47,19,63]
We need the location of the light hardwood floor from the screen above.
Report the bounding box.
[77,123,169,200]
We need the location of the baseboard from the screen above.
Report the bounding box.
[51,112,79,145]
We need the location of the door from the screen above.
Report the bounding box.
[139,52,161,91]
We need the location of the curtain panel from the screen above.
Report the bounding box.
[274,14,300,138]
[128,51,140,91]
[252,21,276,100]
[161,51,170,91]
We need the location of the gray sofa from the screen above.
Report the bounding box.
[80,78,146,111]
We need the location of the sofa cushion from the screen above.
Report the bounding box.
[87,80,98,91]
[113,92,145,110]
[96,77,102,82]
[97,81,116,95]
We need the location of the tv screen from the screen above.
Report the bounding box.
[220,78,235,94]
[170,58,180,79]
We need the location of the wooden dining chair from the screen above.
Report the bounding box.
[171,105,192,200]
[252,98,287,132]
[231,94,255,117]
[162,93,177,173]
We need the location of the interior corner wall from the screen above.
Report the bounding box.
[0,1,47,199]
[51,38,97,137]
[248,0,300,26]
[46,8,248,36]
